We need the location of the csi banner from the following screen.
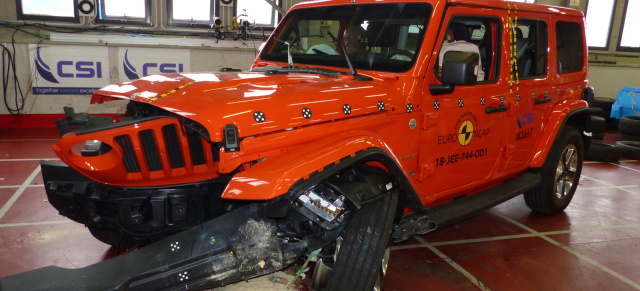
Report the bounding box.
[30,44,110,95]
[118,47,190,81]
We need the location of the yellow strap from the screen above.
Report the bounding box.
[507,3,513,93]
[148,82,194,103]
[514,4,519,92]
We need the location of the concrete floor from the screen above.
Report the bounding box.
[1,128,639,290]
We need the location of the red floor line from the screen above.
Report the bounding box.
[0,139,59,141]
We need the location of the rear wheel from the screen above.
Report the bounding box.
[525,126,583,215]
[313,192,398,290]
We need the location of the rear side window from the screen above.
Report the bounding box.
[555,21,584,74]
[515,20,548,78]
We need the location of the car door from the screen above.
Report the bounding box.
[502,15,553,171]
[418,8,508,203]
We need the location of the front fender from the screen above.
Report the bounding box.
[221,131,398,201]
[530,99,590,168]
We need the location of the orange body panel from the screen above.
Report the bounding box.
[54,0,590,209]
[222,131,396,200]
[54,117,221,186]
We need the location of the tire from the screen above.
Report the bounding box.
[605,118,619,130]
[615,141,640,161]
[589,107,604,118]
[620,133,640,142]
[593,133,604,140]
[592,98,614,111]
[619,116,640,136]
[584,140,621,162]
[524,126,583,215]
[325,192,398,290]
[591,116,605,135]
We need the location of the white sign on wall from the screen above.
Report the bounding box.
[118,47,191,82]
[30,44,110,95]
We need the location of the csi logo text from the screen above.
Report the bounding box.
[57,61,103,78]
[142,63,184,77]
[517,113,534,128]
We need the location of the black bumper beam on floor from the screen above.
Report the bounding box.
[0,204,304,291]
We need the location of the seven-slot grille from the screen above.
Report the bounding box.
[114,124,209,173]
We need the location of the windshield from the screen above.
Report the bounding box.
[260,3,432,73]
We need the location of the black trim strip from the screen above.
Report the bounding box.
[188,132,206,166]
[115,135,141,173]
[162,124,185,169]
[139,130,162,171]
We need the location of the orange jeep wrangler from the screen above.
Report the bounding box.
[1,0,592,290]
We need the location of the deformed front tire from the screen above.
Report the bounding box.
[524,126,583,215]
[325,192,398,291]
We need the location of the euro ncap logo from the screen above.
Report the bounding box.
[458,120,474,146]
[35,47,59,83]
[123,49,140,80]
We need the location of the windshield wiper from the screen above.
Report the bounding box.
[326,32,371,81]
[258,36,371,80]
[273,37,296,68]
[251,66,341,78]
[327,31,357,78]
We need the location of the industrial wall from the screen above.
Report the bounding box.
[0,0,638,127]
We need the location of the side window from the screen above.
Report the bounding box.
[555,21,584,74]
[618,0,640,51]
[515,20,548,78]
[97,0,152,25]
[236,0,281,28]
[16,0,78,22]
[437,17,501,83]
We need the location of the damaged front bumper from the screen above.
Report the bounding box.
[0,203,306,291]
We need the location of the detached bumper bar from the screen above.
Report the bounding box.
[0,204,305,291]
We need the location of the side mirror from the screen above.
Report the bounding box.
[441,51,479,86]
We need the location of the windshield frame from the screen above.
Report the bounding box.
[258,2,433,74]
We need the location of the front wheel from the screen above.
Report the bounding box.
[524,126,583,215]
[314,192,398,290]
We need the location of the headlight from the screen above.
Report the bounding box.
[81,140,113,157]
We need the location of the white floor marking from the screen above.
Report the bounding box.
[584,160,639,164]
[571,201,639,225]
[581,175,639,195]
[0,185,42,189]
[0,158,60,162]
[609,162,640,174]
[391,223,640,251]
[413,236,492,291]
[579,185,639,191]
[496,213,640,290]
[0,166,41,221]
[0,220,71,228]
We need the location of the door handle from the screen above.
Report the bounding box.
[534,97,552,105]
[485,104,508,114]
